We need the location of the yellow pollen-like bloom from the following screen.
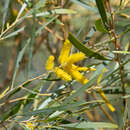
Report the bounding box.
[58,39,72,64]
[97,68,107,86]
[72,64,90,71]
[45,55,55,71]
[70,69,88,84]
[88,67,96,71]
[54,67,72,81]
[98,88,115,112]
[97,68,115,112]
[67,52,86,64]
[45,39,96,84]
[72,64,96,71]
[26,122,35,130]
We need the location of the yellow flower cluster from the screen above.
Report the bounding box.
[45,39,96,84]
[26,121,35,130]
[46,55,54,71]
[97,68,115,112]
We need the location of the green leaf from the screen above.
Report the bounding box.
[95,19,108,33]
[34,0,47,9]
[71,0,97,12]
[2,92,37,121]
[20,99,104,117]
[28,9,76,18]
[2,0,10,32]
[95,0,109,29]
[2,27,24,40]
[2,101,22,121]
[122,95,130,99]
[16,3,27,19]
[54,9,76,14]
[23,93,37,107]
[68,33,110,60]
[101,59,130,85]
[116,7,130,14]
[113,51,130,54]
[6,80,31,99]
[21,101,84,117]
[60,121,118,129]
[27,8,36,77]
[11,41,29,89]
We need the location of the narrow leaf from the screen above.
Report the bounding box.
[60,121,118,129]
[21,99,104,117]
[2,101,22,121]
[11,41,29,89]
[95,19,108,33]
[71,0,97,12]
[2,0,10,32]
[95,0,108,29]
[3,27,24,40]
[28,9,76,18]
[113,51,130,54]
[116,7,130,14]
[68,33,110,60]
[16,3,27,19]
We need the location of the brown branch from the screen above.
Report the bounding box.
[106,0,128,129]
[106,0,126,102]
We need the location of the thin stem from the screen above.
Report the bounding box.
[0,19,19,40]
[107,0,126,100]
[106,0,128,129]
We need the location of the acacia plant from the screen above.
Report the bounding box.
[0,0,130,130]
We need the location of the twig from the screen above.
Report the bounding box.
[106,0,126,104]
[106,0,128,129]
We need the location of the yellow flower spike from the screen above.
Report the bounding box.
[72,64,96,72]
[45,38,95,84]
[77,67,90,71]
[72,64,89,71]
[98,88,115,112]
[0,86,9,100]
[58,39,72,64]
[46,55,55,71]
[97,68,107,86]
[97,68,115,112]
[70,69,88,84]
[72,64,96,71]
[26,121,35,130]
[67,52,86,64]
[88,67,96,71]
[55,67,72,81]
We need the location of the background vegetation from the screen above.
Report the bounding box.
[0,0,130,129]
